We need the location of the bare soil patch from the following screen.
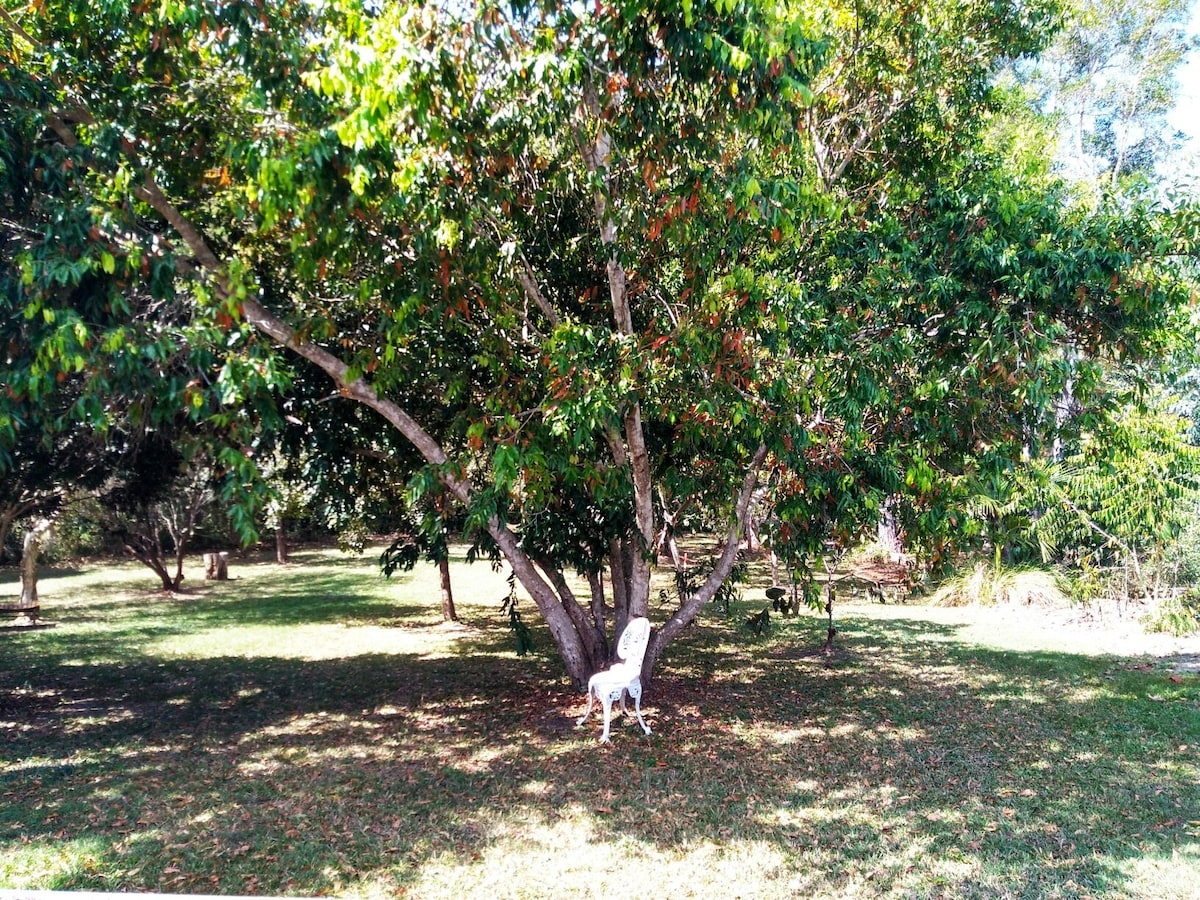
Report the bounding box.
[845,555,913,587]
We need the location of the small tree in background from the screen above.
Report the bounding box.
[97,432,217,592]
[1035,403,1200,603]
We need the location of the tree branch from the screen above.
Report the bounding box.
[15,48,604,687]
[0,5,38,51]
[476,205,561,329]
[514,261,560,329]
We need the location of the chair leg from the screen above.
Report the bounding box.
[580,680,650,742]
[630,687,652,735]
[576,687,596,726]
[599,694,614,743]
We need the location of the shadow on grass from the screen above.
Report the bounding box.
[2,579,1198,898]
[0,564,91,587]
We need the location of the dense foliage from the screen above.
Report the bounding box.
[2,0,1197,679]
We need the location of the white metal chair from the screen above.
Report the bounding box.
[576,616,653,743]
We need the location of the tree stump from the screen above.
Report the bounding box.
[204,552,229,580]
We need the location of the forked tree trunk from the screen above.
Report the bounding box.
[129,154,767,692]
[123,526,181,592]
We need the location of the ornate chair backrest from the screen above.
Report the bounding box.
[616,617,651,671]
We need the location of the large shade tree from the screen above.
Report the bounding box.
[3,0,1195,688]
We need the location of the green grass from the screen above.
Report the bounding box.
[2,547,1199,898]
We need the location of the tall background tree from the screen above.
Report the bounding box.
[1020,0,1198,190]
[1,1,277,595]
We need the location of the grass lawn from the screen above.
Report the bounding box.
[2,546,1198,899]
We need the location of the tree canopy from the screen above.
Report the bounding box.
[2,0,1197,686]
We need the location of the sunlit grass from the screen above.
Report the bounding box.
[2,544,1199,897]
[0,835,113,889]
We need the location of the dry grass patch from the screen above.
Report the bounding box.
[929,562,1072,607]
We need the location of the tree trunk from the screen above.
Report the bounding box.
[276,519,289,564]
[1,500,37,565]
[877,495,903,559]
[587,570,609,657]
[607,539,630,638]
[485,520,595,688]
[822,585,838,654]
[172,543,187,591]
[438,554,457,622]
[129,171,756,692]
[744,514,762,553]
[16,518,52,623]
[541,562,608,666]
[1051,346,1080,462]
[124,526,177,592]
[654,491,685,570]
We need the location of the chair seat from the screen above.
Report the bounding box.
[588,662,640,686]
